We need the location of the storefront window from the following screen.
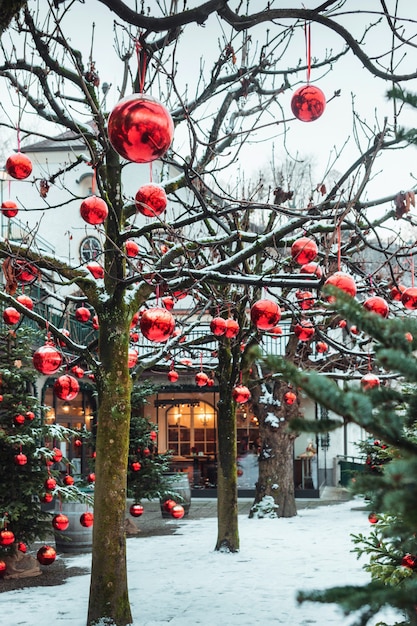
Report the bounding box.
[167,401,216,456]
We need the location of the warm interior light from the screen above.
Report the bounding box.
[62,402,70,413]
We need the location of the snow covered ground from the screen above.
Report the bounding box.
[2,498,402,625]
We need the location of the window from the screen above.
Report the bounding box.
[79,236,101,262]
[167,401,216,456]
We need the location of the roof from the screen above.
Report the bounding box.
[21,128,90,153]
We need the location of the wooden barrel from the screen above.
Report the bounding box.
[160,472,191,518]
[54,501,93,553]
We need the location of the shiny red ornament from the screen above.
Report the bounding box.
[0,530,15,546]
[390,284,405,301]
[361,373,380,390]
[54,374,80,401]
[324,272,357,301]
[129,503,144,518]
[401,287,417,310]
[107,93,174,163]
[128,348,138,368]
[87,261,104,279]
[350,325,359,335]
[284,391,297,405]
[75,306,91,322]
[402,554,417,570]
[162,297,175,311]
[250,299,281,330]
[52,513,69,531]
[296,290,315,311]
[80,512,94,527]
[16,294,34,310]
[41,493,54,503]
[130,331,139,342]
[316,341,328,354]
[140,307,175,342]
[171,504,185,519]
[80,195,108,225]
[125,240,140,257]
[25,412,34,422]
[338,319,347,329]
[291,237,318,265]
[224,319,240,338]
[0,560,6,576]
[150,430,157,441]
[131,461,141,472]
[270,326,283,337]
[294,320,315,341]
[1,200,18,218]
[291,84,326,122]
[363,296,389,318]
[14,452,27,465]
[37,545,56,566]
[57,328,70,347]
[167,369,179,382]
[63,475,74,486]
[163,499,177,513]
[3,307,20,325]
[195,372,209,387]
[17,542,27,553]
[74,439,83,448]
[300,262,322,278]
[71,365,85,379]
[52,447,63,463]
[405,332,413,342]
[44,477,57,491]
[33,343,62,375]
[210,316,227,336]
[232,384,251,404]
[131,311,140,327]
[14,260,38,284]
[207,378,215,387]
[14,414,25,425]
[135,184,168,217]
[368,512,379,524]
[87,473,95,483]
[6,153,33,180]
[92,315,99,330]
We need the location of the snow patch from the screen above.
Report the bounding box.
[265,412,280,428]
[250,495,279,518]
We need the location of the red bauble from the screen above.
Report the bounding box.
[401,287,417,310]
[129,503,144,518]
[92,315,99,330]
[390,284,405,301]
[224,319,240,338]
[52,447,63,463]
[210,317,227,337]
[195,372,209,387]
[368,512,379,524]
[350,325,359,335]
[284,391,297,405]
[1,200,18,218]
[80,195,108,225]
[291,84,326,122]
[6,153,33,180]
[17,542,27,553]
[54,374,80,401]
[87,472,95,483]
[25,411,35,421]
[14,414,25,425]
[0,560,6,576]
[300,262,322,278]
[41,493,54,503]
[71,365,85,378]
[128,348,138,368]
[250,299,281,331]
[16,294,34,310]
[167,369,179,382]
[14,453,27,466]
[363,296,389,318]
[402,554,417,569]
[361,373,380,390]
[140,307,175,342]
[232,384,251,404]
[316,341,329,354]
[107,93,174,163]
[37,545,56,566]
[57,328,70,347]
[324,272,357,300]
[162,296,175,311]
[131,461,141,472]
[0,530,14,546]
[135,184,168,217]
[405,332,413,342]
[125,240,140,257]
[150,430,157,441]
[80,512,94,527]
[87,261,104,279]
[163,499,177,513]
[63,475,74,486]
[291,237,318,265]
[270,326,283,337]
[74,439,83,448]
[296,290,315,311]
[294,320,315,341]
[52,513,69,531]
[75,306,91,322]
[171,504,185,519]
[33,343,62,374]
[45,477,57,490]
[3,307,20,325]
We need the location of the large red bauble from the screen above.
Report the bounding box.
[401,287,417,310]
[41,493,54,503]
[284,391,297,405]
[26,410,35,421]
[294,320,315,341]
[300,262,322,278]
[195,372,209,387]
[361,373,380,390]
[316,341,329,354]
[363,296,389,318]
[3,307,20,325]
[14,453,27,465]
[108,93,174,163]
[14,260,38,284]
[402,554,417,570]
[33,343,62,375]
[80,512,94,527]
[291,237,318,265]
[296,290,315,310]
[14,414,25,426]
[16,294,34,310]
[224,319,239,338]
[171,504,185,519]
[54,374,80,401]
[129,503,144,518]
[80,195,108,225]
[17,542,27,553]
[131,461,141,472]
[0,530,15,546]
[125,240,140,257]
[52,513,69,531]
[140,307,175,342]
[163,499,177,513]
[45,477,57,491]
[210,317,226,336]
[390,284,405,301]
[128,348,138,368]
[324,271,357,300]
[291,84,326,122]
[232,384,251,404]
[37,545,56,566]
[6,153,33,180]
[52,447,63,463]
[1,200,18,218]
[75,306,91,322]
[87,472,95,483]
[250,299,281,330]
[162,296,175,311]
[87,261,104,279]
[135,184,167,217]
[63,475,74,486]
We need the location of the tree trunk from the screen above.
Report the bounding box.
[87,308,133,626]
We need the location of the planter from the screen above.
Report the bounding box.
[54,501,93,553]
[160,472,191,518]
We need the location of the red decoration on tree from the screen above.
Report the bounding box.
[270,326,283,337]
[401,287,417,310]
[75,306,91,322]
[80,512,94,527]
[324,271,357,300]
[361,373,380,390]
[300,262,322,278]
[140,307,175,342]
[14,414,25,425]
[368,512,379,524]
[171,504,185,519]
[41,493,54,503]
[129,503,144,518]
[291,237,318,265]
[291,84,326,122]
[44,477,57,491]
[150,430,157,441]
[54,374,80,402]
[210,317,227,336]
[363,296,389,318]
[5,153,33,180]
[80,195,108,225]
[162,297,175,311]
[296,290,315,310]
[71,365,85,378]
[128,348,138,368]
[3,307,20,325]
[87,261,104,279]
[17,542,27,553]
[135,184,168,217]
[294,320,315,341]
[107,93,174,163]
[14,260,38,284]
[195,372,209,387]
[33,343,62,375]
[0,529,15,546]
[36,545,56,566]
[167,369,179,382]
[74,439,83,448]
[125,240,140,257]
[162,499,176,513]
[250,299,281,330]
[284,391,297,405]
[131,461,141,472]
[52,447,63,463]
[0,560,6,576]
[1,200,18,218]
[232,384,251,404]
[224,319,240,338]
[316,341,329,354]
[52,513,69,531]
[390,284,405,301]
[405,332,413,342]
[402,554,417,570]
[87,472,95,483]
[16,294,34,310]
[14,452,27,465]
[25,411,34,421]
[63,475,74,486]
